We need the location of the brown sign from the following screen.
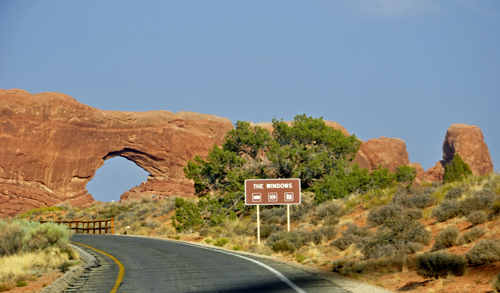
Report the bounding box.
[245,179,301,205]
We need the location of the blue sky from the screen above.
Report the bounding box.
[1,1,498,202]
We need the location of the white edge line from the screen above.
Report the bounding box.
[117,235,307,293]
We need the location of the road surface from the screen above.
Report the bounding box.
[69,234,387,293]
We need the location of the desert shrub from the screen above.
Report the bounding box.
[18,206,64,219]
[331,223,373,251]
[199,228,211,237]
[444,154,473,183]
[319,225,338,241]
[64,210,77,220]
[267,216,281,224]
[257,224,282,239]
[171,197,203,232]
[316,202,346,220]
[267,231,305,252]
[55,202,71,211]
[493,273,500,292]
[331,234,361,251]
[467,239,500,266]
[367,203,403,227]
[459,188,498,215]
[261,207,286,223]
[415,251,467,279]
[332,257,405,277]
[142,219,160,229]
[307,226,338,245]
[158,199,176,216]
[0,222,26,256]
[345,222,374,238]
[97,203,129,219]
[310,230,325,245]
[309,218,320,226]
[432,226,459,251]
[393,188,435,209]
[432,200,461,222]
[213,237,229,247]
[288,205,308,223]
[323,215,340,226]
[271,239,297,253]
[457,227,486,245]
[0,220,71,255]
[362,218,430,259]
[445,187,464,200]
[403,208,423,221]
[57,261,72,273]
[467,211,488,226]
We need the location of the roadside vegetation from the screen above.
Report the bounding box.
[0,220,78,291]
[15,115,500,292]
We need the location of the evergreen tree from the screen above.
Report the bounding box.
[444,154,473,183]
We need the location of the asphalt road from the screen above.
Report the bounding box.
[69,234,354,293]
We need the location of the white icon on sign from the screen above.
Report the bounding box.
[284,192,294,202]
[268,192,278,202]
[252,193,262,202]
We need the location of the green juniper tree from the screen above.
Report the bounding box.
[175,114,415,230]
[444,154,473,183]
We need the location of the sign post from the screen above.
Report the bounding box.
[257,205,260,244]
[287,204,290,232]
[245,178,301,243]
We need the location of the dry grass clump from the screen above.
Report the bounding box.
[362,187,398,208]
[0,247,75,285]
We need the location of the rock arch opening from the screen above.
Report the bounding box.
[86,156,150,202]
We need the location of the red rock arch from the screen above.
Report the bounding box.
[0,89,233,218]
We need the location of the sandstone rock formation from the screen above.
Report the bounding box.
[356,137,411,173]
[409,162,425,186]
[0,89,233,218]
[423,161,445,182]
[423,124,494,182]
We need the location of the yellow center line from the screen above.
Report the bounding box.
[71,241,125,293]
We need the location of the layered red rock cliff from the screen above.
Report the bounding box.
[0,89,233,218]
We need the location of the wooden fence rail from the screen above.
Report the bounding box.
[40,218,114,234]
